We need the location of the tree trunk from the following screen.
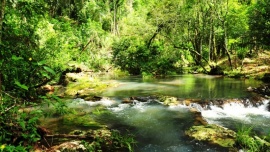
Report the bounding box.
[113,0,118,35]
[208,23,212,62]
[223,0,232,70]
[224,23,232,70]
[0,0,5,43]
[127,0,133,12]
[212,25,216,62]
[0,0,6,100]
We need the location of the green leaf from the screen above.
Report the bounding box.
[14,80,29,90]
[19,121,26,130]
[41,71,51,79]
[11,55,23,61]
[51,94,61,101]
[37,60,47,66]
[43,66,56,75]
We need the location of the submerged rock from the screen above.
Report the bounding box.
[185,124,236,148]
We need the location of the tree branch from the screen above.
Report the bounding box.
[147,23,164,48]
[0,104,16,115]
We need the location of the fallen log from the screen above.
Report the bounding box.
[45,134,94,140]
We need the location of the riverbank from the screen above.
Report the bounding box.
[221,50,270,82]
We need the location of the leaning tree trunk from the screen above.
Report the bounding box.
[223,25,232,70]
[222,5,232,70]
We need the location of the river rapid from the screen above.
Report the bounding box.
[44,74,270,151]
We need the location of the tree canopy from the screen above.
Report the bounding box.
[1,0,270,150]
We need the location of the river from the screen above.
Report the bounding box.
[96,74,269,151]
[43,74,270,151]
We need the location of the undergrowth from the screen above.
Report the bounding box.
[236,125,270,152]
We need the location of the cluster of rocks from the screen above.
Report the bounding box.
[247,84,270,96]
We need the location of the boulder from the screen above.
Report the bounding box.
[190,108,208,125]
[40,84,54,95]
[185,124,236,148]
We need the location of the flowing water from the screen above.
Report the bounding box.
[44,74,270,151]
[100,74,269,151]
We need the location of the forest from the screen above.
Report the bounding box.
[1,0,270,151]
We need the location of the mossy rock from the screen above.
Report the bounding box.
[157,95,179,106]
[65,77,109,97]
[63,113,104,128]
[185,124,236,147]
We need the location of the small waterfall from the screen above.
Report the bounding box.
[201,100,270,119]
[69,97,116,108]
[200,100,270,132]
[189,103,204,112]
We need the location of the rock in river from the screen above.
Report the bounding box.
[185,124,236,148]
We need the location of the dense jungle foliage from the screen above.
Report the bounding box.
[0,0,270,151]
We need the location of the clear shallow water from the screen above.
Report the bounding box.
[102,74,262,99]
[68,98,270,152]
[80,99,229,152]
[100,75,269,151]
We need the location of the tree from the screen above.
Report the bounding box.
[0,0,5,42]
[0,0,53,99]
[249,0,270,49]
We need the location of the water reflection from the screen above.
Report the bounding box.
[102,74,262,99]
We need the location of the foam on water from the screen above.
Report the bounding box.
[201,100,270,125]
[70,98,116,107]
[108,103,130,112]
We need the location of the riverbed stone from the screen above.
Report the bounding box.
[157,96,179,106]
[190,108,208,125]
[185,124,236,148]
[122,98,132,103]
